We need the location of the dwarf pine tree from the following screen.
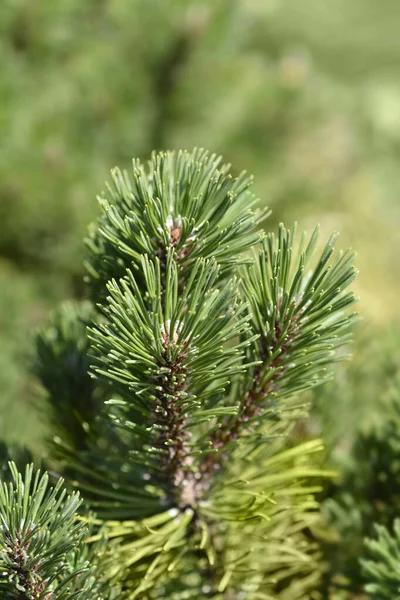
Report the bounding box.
[0,149,357,599]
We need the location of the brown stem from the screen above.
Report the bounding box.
[152,219,199,507]
[153,337,197,507]
[200,305,305,480]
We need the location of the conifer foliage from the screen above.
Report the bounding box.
[320,375,400,597]
[362,520,400,599]
[0,463,119,599]
[1,149,357,598]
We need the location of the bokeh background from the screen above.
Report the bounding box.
[0,0,399,545]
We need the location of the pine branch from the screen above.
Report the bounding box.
[201,224,357,476]
[85,148,267,302]
[0,463,107,599]
[89,252,250,507]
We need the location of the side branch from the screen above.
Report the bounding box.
[201,303,304,478]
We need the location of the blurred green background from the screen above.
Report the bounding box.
[0,0,399,458]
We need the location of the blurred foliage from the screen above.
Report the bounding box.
[0,0,399,303]
[313,341,400,598]
[361,519,400,599]
[0,1,400,596]
[310,322,400,458]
